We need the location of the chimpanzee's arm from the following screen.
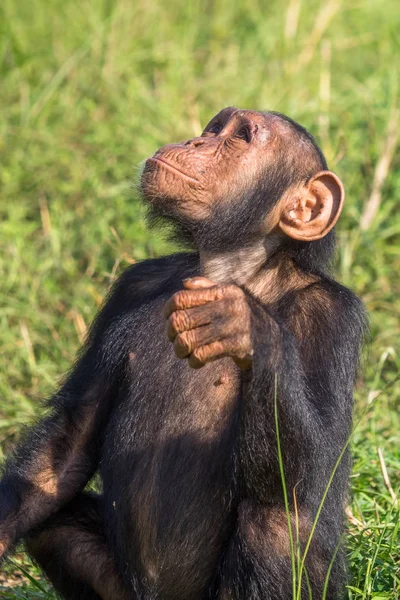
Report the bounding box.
[0,254,188,558]
[166,277,366,507]
[0,293,130,558]
[238,282,366,506]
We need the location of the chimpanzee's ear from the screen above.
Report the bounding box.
[279,171,344,241]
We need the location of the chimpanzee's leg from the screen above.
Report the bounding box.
[215,501,345,600]
[26,492,130,600]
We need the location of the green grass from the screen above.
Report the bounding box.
[0,0,399,597]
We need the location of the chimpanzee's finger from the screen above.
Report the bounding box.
[183,277,216,290]
[167,302,227,341]
[173,324,226,359]
[164,287,222,318]
[187,340,229,368]
[164,284,243,318]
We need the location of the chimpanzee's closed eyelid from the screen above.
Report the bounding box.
[235,124,253,143]
[202,122,222,136]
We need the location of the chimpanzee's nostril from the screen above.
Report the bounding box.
[185,138,205,147]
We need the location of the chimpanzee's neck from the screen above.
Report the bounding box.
[199,241,318,304]
[199,238,279,287]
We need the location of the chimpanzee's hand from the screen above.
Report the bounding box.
[164,277,254,369]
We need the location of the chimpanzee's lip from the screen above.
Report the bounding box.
[147,157,199,184]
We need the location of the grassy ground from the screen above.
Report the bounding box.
[0,0,399,597]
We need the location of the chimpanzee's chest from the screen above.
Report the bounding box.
[108,292,241,441]
[101,293,241,595]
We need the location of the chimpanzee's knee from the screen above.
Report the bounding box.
[26,492,105,600]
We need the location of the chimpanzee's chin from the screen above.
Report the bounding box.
[144,203,197,249]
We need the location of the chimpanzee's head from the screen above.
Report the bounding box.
[141,107,344,258]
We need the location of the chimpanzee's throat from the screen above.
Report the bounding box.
[200,239,278,286]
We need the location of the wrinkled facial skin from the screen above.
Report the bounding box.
[140,107,312,251]
[141,107,286,215]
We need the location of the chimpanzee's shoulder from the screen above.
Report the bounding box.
[106,252,199,308]
[277,273,367,333]
[301,275,368,336]
[314,276,365,312]
[118,252,198,285]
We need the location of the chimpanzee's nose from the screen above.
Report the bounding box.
[184,138,205,147]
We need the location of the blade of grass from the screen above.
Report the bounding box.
[274,374,297,599]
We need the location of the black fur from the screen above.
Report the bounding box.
[0,113,366,600]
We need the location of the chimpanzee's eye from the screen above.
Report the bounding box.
[235,125,252,143]
[203,122,222,136]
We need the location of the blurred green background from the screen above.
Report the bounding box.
[0,0,399,598]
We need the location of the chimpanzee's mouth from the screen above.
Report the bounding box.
[147,157,199,184]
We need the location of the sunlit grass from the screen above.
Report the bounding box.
[0,0,399,597]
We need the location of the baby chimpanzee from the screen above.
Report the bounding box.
[0,107,365,600]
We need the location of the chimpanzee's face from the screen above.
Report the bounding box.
[140,107,343,251]
[141,107,291,222]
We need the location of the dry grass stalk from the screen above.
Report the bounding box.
[39,197,52,238]
[298,0,341,69]
[377,447,399,507]
[68,310,87,345]
[20,321,36,370]
[319,39,331,146]
[360,105,400,231]
[346,505,365,530]
[285,0,301,41]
